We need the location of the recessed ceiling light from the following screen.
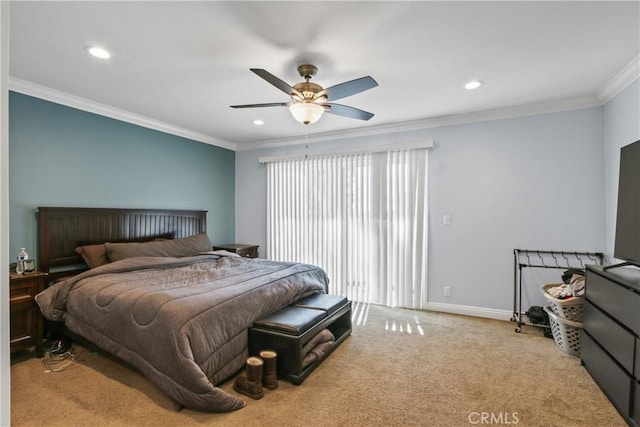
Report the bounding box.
[465,80,483,90]
[85,46,111,59]
[253,119,265,126]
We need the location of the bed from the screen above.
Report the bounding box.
[34,207,329,412]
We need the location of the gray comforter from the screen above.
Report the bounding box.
[35,254,328,412]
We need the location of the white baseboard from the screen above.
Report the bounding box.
[424,301,513,321]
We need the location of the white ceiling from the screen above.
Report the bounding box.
[8,1,640,150]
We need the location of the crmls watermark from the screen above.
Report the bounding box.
[468,412,520,425]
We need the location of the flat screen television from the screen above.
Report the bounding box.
[613,139,640,267]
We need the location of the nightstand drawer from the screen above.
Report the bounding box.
[10,280,41,299]
[9,271,47,357]
[213,244,259,258]
[10,302,39,347]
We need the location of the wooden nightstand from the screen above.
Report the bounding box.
[212,244,259,258]
[9,270,47,357]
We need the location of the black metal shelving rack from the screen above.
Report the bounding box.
[511,248,604,333]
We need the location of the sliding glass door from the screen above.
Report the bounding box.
[266,148,428,309]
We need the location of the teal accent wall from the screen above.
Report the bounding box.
[8,92,235,263]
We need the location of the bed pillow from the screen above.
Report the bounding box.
[75,237,172,268]
[105,233,213,262]
[75,243,108,268]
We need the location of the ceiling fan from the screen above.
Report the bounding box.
[230,64,378,125]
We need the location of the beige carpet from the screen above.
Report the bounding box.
[11,304,624,427]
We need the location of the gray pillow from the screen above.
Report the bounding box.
[105,233,212,262]
[75,243,108,268]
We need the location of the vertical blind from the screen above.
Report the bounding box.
[267,148,428,309]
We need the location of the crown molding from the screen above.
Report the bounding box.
[237,95,601,151]
[11,54,635,154]
[8,78,238,151]
[597,55,640,105]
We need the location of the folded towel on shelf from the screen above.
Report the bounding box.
[302,340,335,368]
[300,328,336,368]
[302,328,335,356]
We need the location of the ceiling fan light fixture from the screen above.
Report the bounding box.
[289,102,324,125]
[85,46,111,59]
[231,65,377,122]
[465,80,483,90]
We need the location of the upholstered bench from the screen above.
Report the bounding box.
[248,293,352,385]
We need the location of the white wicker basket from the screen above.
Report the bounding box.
[544,306,582,357]
[541,283,584,322]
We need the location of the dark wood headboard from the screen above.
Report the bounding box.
[37,207,207,281]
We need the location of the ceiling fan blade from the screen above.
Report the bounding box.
[230,102,290,108]
[324,103,375,121]
[321,76,378,102]
[250,68,302,98]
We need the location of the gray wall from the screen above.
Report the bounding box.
[236,106,608,314]
[604,79,640,257]
[8,92,236,262]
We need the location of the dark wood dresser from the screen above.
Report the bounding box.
[213,244,259,258]
[582,264,640,425]
[10,270,47,357]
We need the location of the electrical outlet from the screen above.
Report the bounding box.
[444,286,451,297]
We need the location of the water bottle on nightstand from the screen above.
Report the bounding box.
[16,248,28,275]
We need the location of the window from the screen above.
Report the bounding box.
[266,148,428,309]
